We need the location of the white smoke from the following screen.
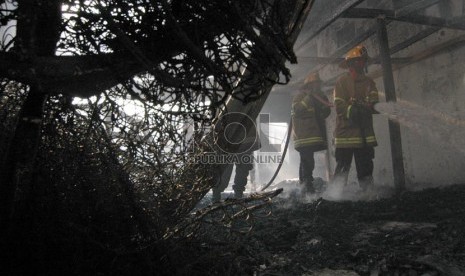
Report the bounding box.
[256,100,465,203]
[375,101,465,156]
[266,178,394,204]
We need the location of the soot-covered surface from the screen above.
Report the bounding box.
[196,184,465,276]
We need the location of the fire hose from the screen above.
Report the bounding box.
[260,118,292,191]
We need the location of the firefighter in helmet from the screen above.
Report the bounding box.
[333,45,379,192]
[292,71,331,194]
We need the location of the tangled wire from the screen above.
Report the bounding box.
[0,0,304,274]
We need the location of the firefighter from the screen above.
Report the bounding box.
[292,71,331,193]
[333,45,379,192]
[212,113,261,202]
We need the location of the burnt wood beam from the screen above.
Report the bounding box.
[343,8,465,30]
[377,17,406,193]
[272,23,380,92]
[394,0,440,17]
[276,24,441,92]
[325,26,441,86]
[318,31,465,89]
[368,33,465,80]
[279,23,380,90]
[388,26,440,54]
[286,0,442,90]
[0,53,144,97]
[328,24,380,63]
[296,0,439,54]
[295,0,364,53]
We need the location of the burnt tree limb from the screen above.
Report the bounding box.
[0,53,145,97]
[0,0,62,232]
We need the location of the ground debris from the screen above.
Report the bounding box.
[191,184,465,275]
[169,185,465,276]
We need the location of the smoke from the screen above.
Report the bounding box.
[322,180,347,201]
[256,98,465,203]
[322,180,395,202]
[263,177,395,205]
[374,100,465,156]
[253,97,465,203]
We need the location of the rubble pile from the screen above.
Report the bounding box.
[194,184,465,275]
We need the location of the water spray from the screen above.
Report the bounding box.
[374,93,465,156]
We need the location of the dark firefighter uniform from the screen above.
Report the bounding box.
[333,45,379,191]
[212,112,261,201]
[292,72,331,193]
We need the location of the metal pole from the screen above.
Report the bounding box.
[376,17,406,193]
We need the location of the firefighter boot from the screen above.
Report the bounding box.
[359,175,375,200]
[359,175,374,192]
[301,178,315,194]
[234,190,243,199]
[212,189,221,202]
[232,180,245,199]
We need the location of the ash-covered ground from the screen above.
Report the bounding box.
[187,182,465,276]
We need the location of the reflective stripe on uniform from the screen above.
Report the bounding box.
[300,100,314,112]
[369,91,378,102]
[334,97,346,103]
[346,105,352,119]
[334,136,377,146]
[292,96,314,114]
[294,137,325,148]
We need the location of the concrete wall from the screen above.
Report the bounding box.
[385,29,465,187]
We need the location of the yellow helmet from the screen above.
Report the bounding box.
[339,45,368,68]
[304,71,321,85]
